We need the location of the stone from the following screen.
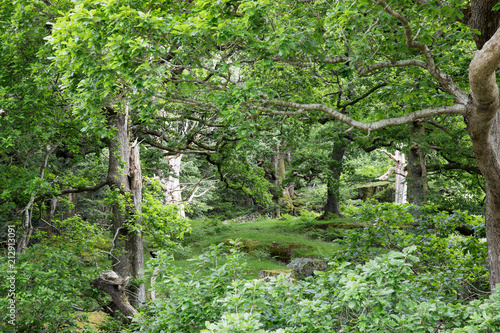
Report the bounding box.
[287,258,327,278]
[258,269,294,282]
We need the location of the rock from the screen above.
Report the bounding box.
[287,258,327,278]
[258,269,295,282]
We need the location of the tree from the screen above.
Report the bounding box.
[376,149,408,204]
[156,0,500,290]
[46,0,500,292]
[252,0,500,291]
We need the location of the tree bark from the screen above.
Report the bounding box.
[377,150,408,204]
[67,192,78,217]
[469,0,500,49]
[106,106,145,307]
[269,142,290,217]
[407,122,428,205]
[322,140,346,218]
[128,143,145,308]
[91,271,139,321]
[467,23,500,292]
[163,154,185,217]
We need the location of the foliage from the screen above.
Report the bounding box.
[1,0,497,332]
[137,243,497,333]
[335,202,489,299]
[0,244,99,333]
[138,242,247,332]
[140,178,192,249]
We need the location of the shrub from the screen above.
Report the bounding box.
[0,244,99,333]
[138,243,247,333]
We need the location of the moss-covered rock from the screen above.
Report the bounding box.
[258,269,295,282]
[265,242,309,263]
[288,258,327,278]
[353,181,394,202]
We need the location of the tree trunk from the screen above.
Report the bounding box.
[467,110,500,292]
[393,150,408,204]
[322,140,346,218]
[163,154,185,217]
[91,271,139,322]
[128,143,145,308]
[377,149,408,204]
[270,144,289,217]
[407,122,428,205]
[467,24,500,291]
[106,106,145,307]
[67,192,78,217]
[469,0,500,50]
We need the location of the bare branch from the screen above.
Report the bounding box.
[261,95,466,132]
[358,59,427,76]
[188,185,217,202]
[378,149,398,163]
[376,166,396,180]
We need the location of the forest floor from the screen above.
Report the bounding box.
[79,215,361,331]
[153,215,364,279]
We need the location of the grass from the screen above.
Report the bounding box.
[156,215,355,279]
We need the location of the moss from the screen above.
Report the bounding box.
[264,242,310,263]
[258,269,294,279]
[353,181,394,202]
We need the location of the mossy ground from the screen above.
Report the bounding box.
[160,216,353,278]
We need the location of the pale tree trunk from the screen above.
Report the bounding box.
[393,151,407,204]
[128,143,145,307]
[407,122,428,205]
[163,154,185,217]
[377,149,407,204]
[106,106,145,308]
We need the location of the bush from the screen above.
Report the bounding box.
[136,239,496,333]
[0,244,99,333]
[138,242,247,333]
[203,247,497,333]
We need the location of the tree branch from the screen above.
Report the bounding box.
[358,59,427,76]
[376,0,468,103]
[261,95,466,132]
[469,27,500,106]
[59,179,110,195]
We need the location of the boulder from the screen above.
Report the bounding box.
[258,269,295,282]
[287,258,327,278]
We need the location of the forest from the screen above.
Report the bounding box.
[2,0,500,332]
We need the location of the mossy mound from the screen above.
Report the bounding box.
[265,242,310,263]
[353,181,395,202]
[223,238,311,263]
[308,221,368,230]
